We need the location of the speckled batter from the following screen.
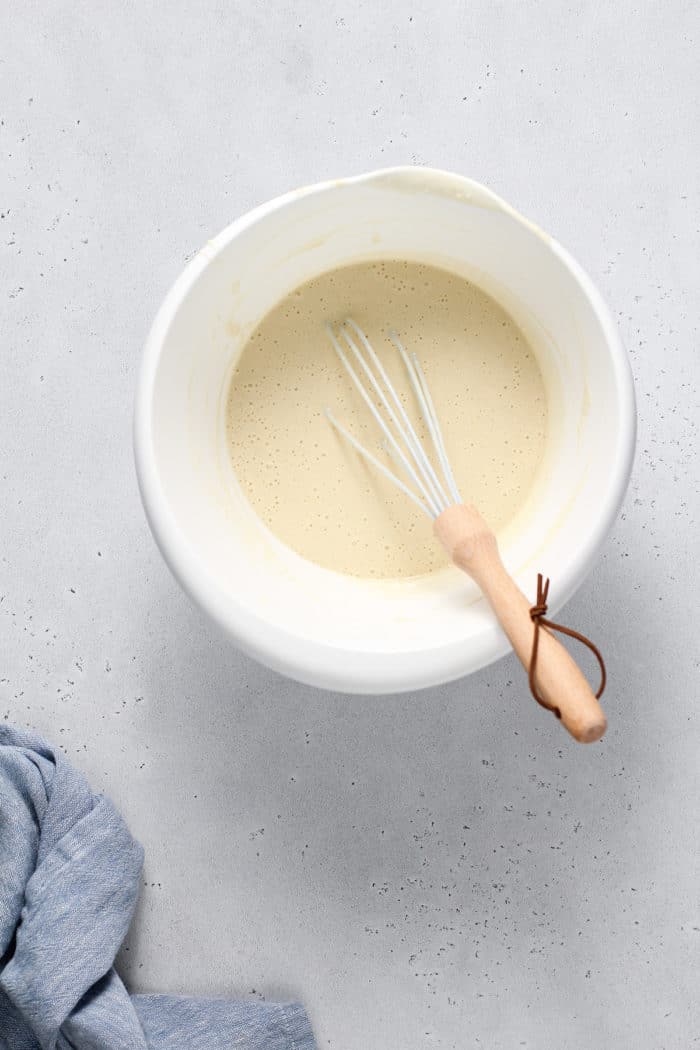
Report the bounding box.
[225,260,547,578]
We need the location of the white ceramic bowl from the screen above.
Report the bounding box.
[134,167,635,693]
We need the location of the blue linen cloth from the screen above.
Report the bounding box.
[0,725,316,1049]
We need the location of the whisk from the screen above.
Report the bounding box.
[325,319,607,744]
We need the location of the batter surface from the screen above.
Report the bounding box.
[225,260,547,578]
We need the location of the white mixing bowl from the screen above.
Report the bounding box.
[134,167,635,693]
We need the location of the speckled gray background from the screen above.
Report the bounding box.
[2,2,699,1047]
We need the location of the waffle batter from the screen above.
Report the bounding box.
[225,260,547,578]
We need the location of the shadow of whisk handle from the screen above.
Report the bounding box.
[434,504,607,744]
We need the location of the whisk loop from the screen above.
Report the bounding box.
[324,320,462,520]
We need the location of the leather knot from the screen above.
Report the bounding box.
[529,572,550,623]
[528,573,606,721]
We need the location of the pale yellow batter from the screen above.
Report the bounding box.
[225,260,547,578]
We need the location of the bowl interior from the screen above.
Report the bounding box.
[137,169,633,692]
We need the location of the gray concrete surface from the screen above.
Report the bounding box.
[2,2,699,1047]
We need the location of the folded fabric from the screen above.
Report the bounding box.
[0,725,316,1050]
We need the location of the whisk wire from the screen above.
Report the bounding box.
[410,348,462,505]
[325,320,461,520]
[343,320,449,513]
[339,327,440,512]
[325,323,440,516]
[324,410,433,518]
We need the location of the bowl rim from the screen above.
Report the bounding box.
[133,165,637,694]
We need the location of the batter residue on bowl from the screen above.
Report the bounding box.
[225,259,547,578]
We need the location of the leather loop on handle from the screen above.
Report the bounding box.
[434,505,608,744]
[529,573,607,719]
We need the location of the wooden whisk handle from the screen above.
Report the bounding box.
[434,505,607,744]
